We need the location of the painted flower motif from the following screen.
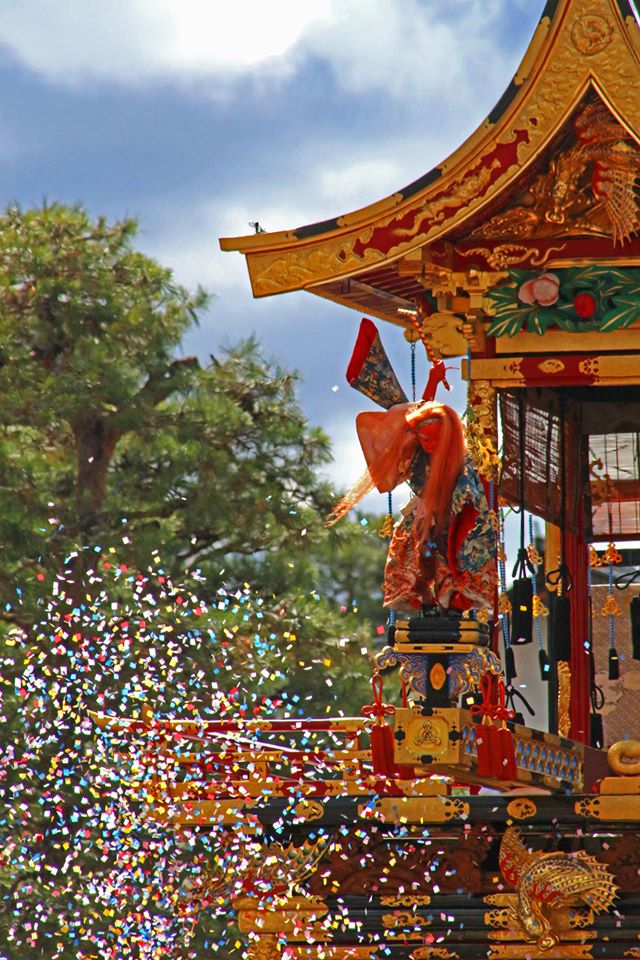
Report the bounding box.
[573,292,597,319]
[517,272,560,307]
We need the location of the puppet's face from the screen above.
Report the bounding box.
[414,416,442,453]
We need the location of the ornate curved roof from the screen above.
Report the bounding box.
[220,0,640,327]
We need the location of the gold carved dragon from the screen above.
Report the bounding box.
[474,100,640,245]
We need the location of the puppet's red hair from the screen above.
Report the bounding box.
[327,401,467,532]
[406,402,466,540]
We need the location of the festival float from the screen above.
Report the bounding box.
[93,0,640,956]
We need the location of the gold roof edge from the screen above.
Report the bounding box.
[219,0,640,300]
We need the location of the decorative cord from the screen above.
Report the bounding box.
[498,507,514,680]
[387,491,395,628]
[529,513,550,680]
[410,339,416,402]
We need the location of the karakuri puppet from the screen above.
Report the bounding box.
[329,318,496,613]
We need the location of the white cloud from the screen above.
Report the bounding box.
[140,155,408,296]
[299,0,508,102]
[142,202,257,294]
[159,0,332,71]
[316,158,404,212]
[0,0,532,102]
[0,0,332,84]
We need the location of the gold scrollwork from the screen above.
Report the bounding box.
[381,895,432,907]
[461,243,566,271]
[449,647,503,699]
[465,379,499,480]
[383,911,430,928]
[411,950,459,960]
[475,97,640,246]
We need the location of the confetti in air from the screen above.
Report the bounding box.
[0,545,372,959]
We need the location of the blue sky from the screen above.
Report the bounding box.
[0,0,545,486]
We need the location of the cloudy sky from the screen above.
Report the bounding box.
[0,0,546,487]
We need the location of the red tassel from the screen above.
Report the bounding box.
[499,727,517,780]
[476,723,491,777]
[395,764,416,779]
[486,724,502,778]
[471,675,518,781]
[362,672,397,778]
[370,723,396,777]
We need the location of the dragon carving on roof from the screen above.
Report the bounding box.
[474,100,640,245]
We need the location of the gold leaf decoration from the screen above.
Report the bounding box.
[532,595,549,618]
[600,594,621,617]
[527,543,543,566]
[602,542,622,565]
[589,546,602,568]
[498,593,512,615]
[378,515,394,539]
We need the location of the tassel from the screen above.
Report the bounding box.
[395,764,416,779]
[549,593,571,661]
[499,727,517,780]
[362,673,397,776]
[487,725,502,778]
[370,723,397,776]
[504,645,517,683]
[631,596,640,660]
[475,723,491,777]
[510,578,533,645]
[538,647,550,682]
[608,647,620,681]
[590,712,604,749]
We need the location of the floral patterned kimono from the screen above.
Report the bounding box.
[383,456,497,611]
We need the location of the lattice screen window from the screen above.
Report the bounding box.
[590,432,640,540]
[500,390,582,531]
